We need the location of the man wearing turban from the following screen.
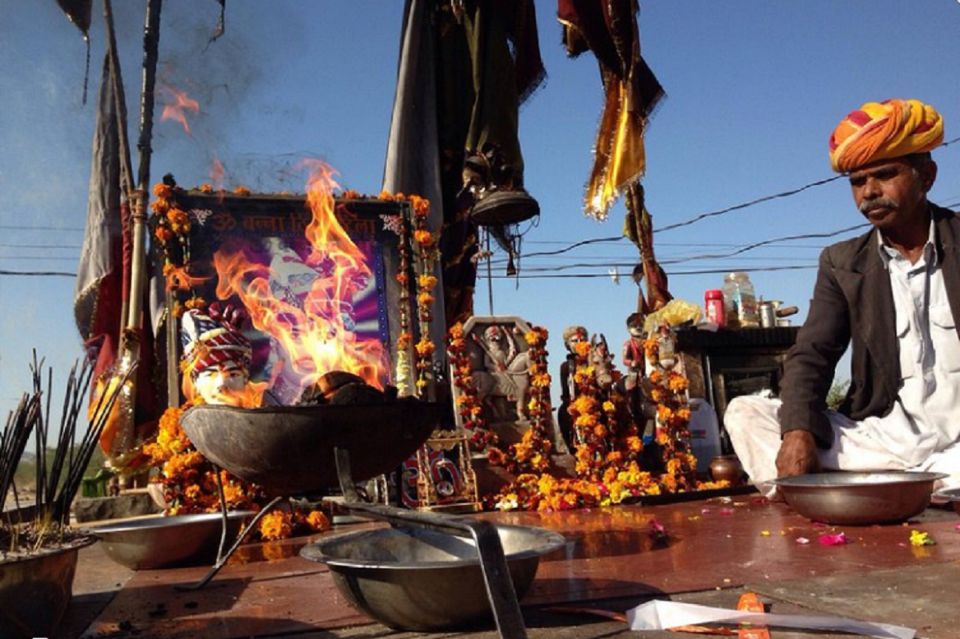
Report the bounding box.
[725,98,960,495]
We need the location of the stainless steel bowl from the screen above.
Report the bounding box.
[180,400,444,495]
[88,511,254,570]
[774,471,947,525]
[300,524,565,630]
[933,486,960,514]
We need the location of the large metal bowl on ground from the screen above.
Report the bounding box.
[300,523,565,630]
[88,511,254,570]
[180,400,444,495]
[933,486,960,514]
[774,471,947,525]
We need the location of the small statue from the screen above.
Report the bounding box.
[558,325,588,447]
[180,304,253,405]
[470,325,530,422]
[590,333,615,389]
[620,312,655,431]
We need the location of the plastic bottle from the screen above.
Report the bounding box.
[704,289,726,327]
[722,272,760,328]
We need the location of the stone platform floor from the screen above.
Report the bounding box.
[64,494,960,639]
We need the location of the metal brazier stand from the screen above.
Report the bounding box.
[179,402,530,639]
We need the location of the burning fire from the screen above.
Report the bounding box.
[213,161,388,400]
[159,81,200,135]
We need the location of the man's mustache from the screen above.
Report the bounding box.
[860,197,899,214]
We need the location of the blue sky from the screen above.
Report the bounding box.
[2,1,960,421]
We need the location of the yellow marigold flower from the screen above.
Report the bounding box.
[626,436,643,453]
[417,274,438,290]
[602,400,616,413]
[910,530,935,546]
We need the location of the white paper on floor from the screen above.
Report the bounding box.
[626,600,914,639]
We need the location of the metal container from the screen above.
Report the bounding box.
[933,486,960,514]
[0,537,93,638]
[773,471,947,525]
[180,399,444,495]
[758,301,777,328]
[88,511,254,570]
[300,524,565,630]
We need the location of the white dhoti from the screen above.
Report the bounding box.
[725,395,960,498]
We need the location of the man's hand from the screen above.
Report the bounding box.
[776,430,820,478]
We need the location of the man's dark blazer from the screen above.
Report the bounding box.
[778,203,960,447]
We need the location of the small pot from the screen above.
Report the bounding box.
[0,536,94,638]
[709,455,744,485]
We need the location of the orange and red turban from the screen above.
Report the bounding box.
[829,99,943,173]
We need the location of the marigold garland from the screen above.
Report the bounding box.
[376,191,436,397]
[145,406,331,540]
[448,322,499,451]
[643,330,722,493]
[150,181,205,317]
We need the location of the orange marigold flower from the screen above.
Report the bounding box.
[531,373,550,388]
[150,199,169,215]
[657,404,674,422]
[153,183,173,199]
[155,226,173,243]
[199,183,214,193]
[487,448,507,465]
[396,271,409,285]
[259,509,293,541]
[234,185,251,196]
[306,510,331,532]
[417,291,435,307]
[413,229,435,246]
[626,436,643,453]
[667,373,689,392]
[397,331,412,350]
[449,323,464,339]
[649,370,664,384]
[574,341,591,357]
[414,338,435,357]
[184,296,206,310]
[341,189,362,199]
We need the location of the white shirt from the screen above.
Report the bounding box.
[877,221,960,462]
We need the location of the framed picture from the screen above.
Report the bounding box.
[156,187,424,406]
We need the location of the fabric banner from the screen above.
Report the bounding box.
[75,54,125,387]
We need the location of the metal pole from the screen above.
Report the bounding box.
[126,0,162,341]
[485,230,494,315]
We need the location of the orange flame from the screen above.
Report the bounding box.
[183,375,269,409]
[159,81,200,135]
[213,161,387,399]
